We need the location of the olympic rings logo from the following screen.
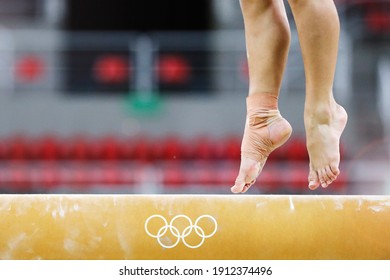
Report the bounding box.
[145,214,217,249]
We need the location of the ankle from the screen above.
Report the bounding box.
[304,104,334,125]
[247,92,279,110]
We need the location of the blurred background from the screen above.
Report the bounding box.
[0,0,388,195]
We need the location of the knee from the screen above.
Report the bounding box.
[240,0,282,17]
[240,0,291,45]
[240,0,272,9]
[287,0,305,7]
[240,0,290,27]
[287,0,298,6]
[288,0,331,8]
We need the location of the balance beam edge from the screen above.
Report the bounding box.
[0,195,389,260]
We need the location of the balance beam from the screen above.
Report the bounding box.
[0,195,389,260]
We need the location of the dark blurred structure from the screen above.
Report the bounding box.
[340,0,390,40]
[64,0,212,94]
[0,0,40,21]
[66,0,211,31]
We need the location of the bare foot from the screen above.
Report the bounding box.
[305,102,348,190]
[231,113,292,193]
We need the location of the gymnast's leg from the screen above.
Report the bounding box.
[232,0,292,193]
[287,0,348,189]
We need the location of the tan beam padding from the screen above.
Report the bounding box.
[0,195,389,259]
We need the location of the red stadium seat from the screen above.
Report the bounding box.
[216,164,238,185]
[331,170,348,191]
[149,138,164,161]
[214,136,241,161]
[30,135,61,160]
[158,54,191,84]
[0,139,7,160]
[365,10,390,34]
[286,138,308,162]
[6,164,32,192]
[132,137,152,161]
[119,139,135,160]
[240,58,249,82]
[75,168,93,186]
[97,136,122,161]
[268,142,286,162]
[15,55,46,83]
[193,136,215,160]
[162,137,183,160]
[93,55,129,84]
[191,162,217,185]
[7,135,30,160]
[121,168,135,185]
[39,164,61,188]
[63,135,91,161]
[180,138,196,160]
[101,167,122,185]
[289,165,308,191]
[0,134,349,193]
[253,167,281,192]
[162,164,186,186]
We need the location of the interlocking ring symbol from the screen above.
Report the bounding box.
[145,214,217,249]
